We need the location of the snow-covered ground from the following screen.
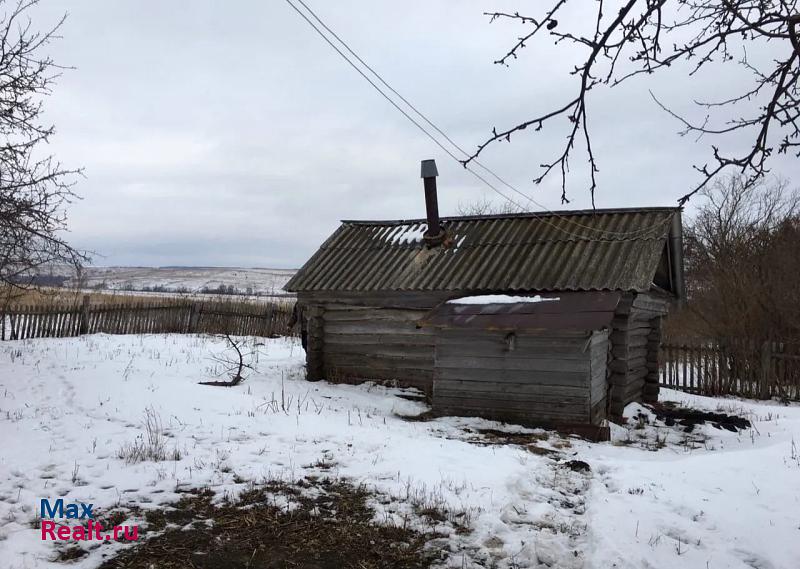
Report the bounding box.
[0,334,798,569]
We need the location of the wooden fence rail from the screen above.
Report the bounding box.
[659,340,800,400]
[0,296,295,341]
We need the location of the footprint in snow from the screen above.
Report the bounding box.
[734,549,776,569]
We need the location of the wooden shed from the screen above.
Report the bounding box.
[284,162,684,431]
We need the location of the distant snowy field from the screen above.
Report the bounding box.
[55,266,297,297]
[0,334,798,569]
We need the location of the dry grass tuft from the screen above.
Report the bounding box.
[117,408,182,464]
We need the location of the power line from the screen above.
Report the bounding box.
[293,0,553,214]
[284,0,528,213]
[286,0,674,240]
[292,0,675,239]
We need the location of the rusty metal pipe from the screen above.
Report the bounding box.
[421,159,444,246]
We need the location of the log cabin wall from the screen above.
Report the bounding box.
[431,328,609,426]
[643,316,662,403]
[300,289,669,422]
[607,292,670,417]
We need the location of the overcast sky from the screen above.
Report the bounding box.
[36,1,799,268]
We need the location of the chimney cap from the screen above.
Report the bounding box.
[420,159,438,178]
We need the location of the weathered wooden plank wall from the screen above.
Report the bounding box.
[296,291,675,423]
[432,329,602,426]
[319,304,434,392]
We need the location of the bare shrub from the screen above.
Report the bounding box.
[199,334,260,387]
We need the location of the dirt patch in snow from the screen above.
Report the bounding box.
[474,428,550,445]
[96,478,444,569]
[619,399,755,451]
[650,401,751,432]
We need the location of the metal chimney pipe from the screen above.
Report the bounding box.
[420,159,444,246]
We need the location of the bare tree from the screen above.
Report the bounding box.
[456,196,525,216]
[467,2,800,206]
[677,174,800,342]
[0,0,85,302]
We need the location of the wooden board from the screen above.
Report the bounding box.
[589,331,610,408]
[435,355,591,373]
[435,366,588,386]
[300,291,450,310]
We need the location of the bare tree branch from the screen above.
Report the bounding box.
[470,1,800,205]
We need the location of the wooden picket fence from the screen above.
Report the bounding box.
[660,340,800,400]
[0,296,295,341]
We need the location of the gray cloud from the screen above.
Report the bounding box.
[35,1,800,268]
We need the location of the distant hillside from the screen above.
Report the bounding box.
[53,266,297,297]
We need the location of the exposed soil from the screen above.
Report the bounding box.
[475,428,549,446]
[564,460,591,473]
[649,402,751,432]
[394,391,429,403]
[95,478,443,569]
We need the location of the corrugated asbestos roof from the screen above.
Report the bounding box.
[285,207,680,293]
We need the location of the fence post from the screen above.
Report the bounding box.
[760,341,772,399]
[187,303,200,333]
[78,295,90,335]
[263,304,275,337]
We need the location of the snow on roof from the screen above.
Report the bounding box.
[447,294,560,305]
[389,223,427,244]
